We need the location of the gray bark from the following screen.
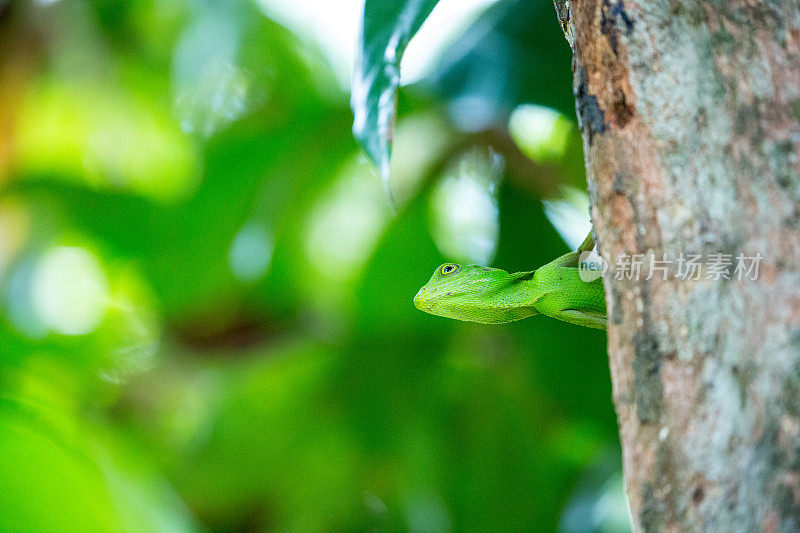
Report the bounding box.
[553,0,800,530]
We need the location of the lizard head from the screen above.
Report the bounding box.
[414,263,537,324]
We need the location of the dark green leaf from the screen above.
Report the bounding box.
[429,0,574,126]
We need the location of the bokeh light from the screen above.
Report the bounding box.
[229,222,274,283]
[543,186,593,250]
[31,246,109,336]
[430,149,503,265]
[509,103,572,161]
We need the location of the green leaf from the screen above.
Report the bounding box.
[351,0,439,197]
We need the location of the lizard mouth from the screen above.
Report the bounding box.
[414,287,442,312]
[413,289,430,310]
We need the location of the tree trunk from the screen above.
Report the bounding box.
[553,0,800,529]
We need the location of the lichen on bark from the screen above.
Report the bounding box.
[554,0,800,529]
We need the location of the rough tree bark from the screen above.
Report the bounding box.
[553,0,800,529]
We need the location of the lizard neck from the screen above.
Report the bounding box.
[465,270,539,323]
[492,270,538,305]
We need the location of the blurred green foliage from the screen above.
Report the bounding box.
[0,0,626,531]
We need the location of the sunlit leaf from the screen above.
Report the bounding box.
[351,0,440,198]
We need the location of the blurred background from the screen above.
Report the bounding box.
[0,0,628,531]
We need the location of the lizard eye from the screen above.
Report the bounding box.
[441,264,459,275]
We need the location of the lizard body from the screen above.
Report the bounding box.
[414,234,607,329]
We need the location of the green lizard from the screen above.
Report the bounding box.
[413,232,607,329]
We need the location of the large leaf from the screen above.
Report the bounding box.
[351,0,439,196]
